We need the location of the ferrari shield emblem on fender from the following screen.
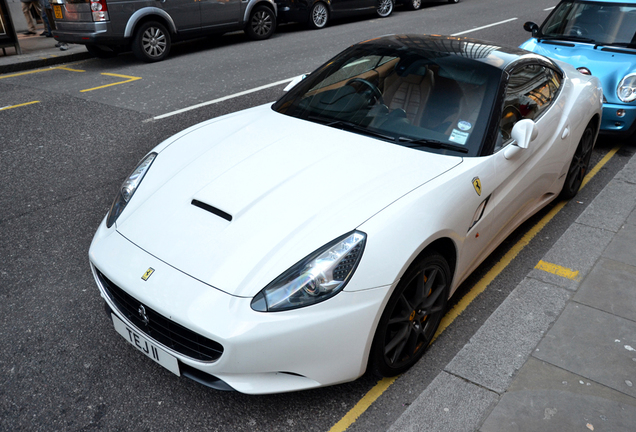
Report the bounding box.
[472,177,482,196]
[141,268,155,281]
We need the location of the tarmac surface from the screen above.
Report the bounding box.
[3,27,636,432]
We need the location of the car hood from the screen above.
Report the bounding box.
[521,38,636,104]
[117,105,462,297]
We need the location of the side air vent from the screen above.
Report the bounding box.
[191,199,232,222]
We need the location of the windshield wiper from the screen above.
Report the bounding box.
[398,137,469,153]
[539,35,596,44]
[308,116,396,141]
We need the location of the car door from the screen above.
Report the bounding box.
[200,0,241,29]
[488,63,568,245]
[163,0,202,32]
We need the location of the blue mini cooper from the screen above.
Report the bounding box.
[521,0,636,136]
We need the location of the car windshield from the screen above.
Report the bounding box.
[272,39,502,156]
[541,1,636,47]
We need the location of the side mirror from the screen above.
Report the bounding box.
[283,74,307,92]
[523,21,540,38]
[510,118,538,149]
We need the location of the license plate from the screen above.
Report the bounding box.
[112,314,180,376]
[53,5,63,20]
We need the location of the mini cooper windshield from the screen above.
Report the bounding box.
[273,38,503,156]
[541,1,636,48]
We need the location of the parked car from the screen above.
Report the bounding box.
[89,34,601,394]
[50,0,278,62]
[400,0,459,12]
[276,0,393,29]
[521,0,636,137]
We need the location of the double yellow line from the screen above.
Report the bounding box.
[330,146,620,432]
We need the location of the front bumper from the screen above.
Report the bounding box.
[600,102,636,137]
[88,219,390,394]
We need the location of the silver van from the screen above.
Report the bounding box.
[50,0,277,62]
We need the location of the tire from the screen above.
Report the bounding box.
[245,6,276,40]
[132,21,171,63]
[559,122,596,200]
[85,44,118,59]
[308,2,329,29]
[369,253,450,377]
[376,0,393,17]
[405,0,421,11]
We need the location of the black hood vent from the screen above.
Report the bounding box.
[192,199,232,222]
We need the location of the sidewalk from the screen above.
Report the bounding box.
[390,153,636,430]
[0,30,91,74]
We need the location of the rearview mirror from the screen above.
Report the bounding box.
[510,119,538,149]
[283,74,307,92]
[523,21,540,37]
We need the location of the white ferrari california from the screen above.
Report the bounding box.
[89,35,602,394]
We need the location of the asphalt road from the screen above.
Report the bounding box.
[1,0,634,430]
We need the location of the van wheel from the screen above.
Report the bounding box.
[86,44,118,59]
[132,21,171,62]
[246,5,276,40]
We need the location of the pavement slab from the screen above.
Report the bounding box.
[533,302,636,399]
[602,223,636,268]
[527,223,615,290]
[574,178,636,233]
[573,257,636,322]
[480,357,636,432]
[445,278,570,394]
[387,372,499,432]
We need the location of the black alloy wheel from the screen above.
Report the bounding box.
[369,253,450,377]
[559,122,596,199]
[132,21,171,63]
[377,0,393,17]
[246,6,276,40]
[309,2,329,29]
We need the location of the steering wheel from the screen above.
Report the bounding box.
[346,78,385,105]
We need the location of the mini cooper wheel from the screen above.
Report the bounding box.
[369,253,450,377]
[405,0,421,10]
[246,6,276,40]
[132,21,171,63]
[377,0,393,17]
[559,122,596,200]
[309,2,329,29]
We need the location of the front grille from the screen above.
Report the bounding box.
[96,269,224,362]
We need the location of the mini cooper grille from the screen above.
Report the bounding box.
[96,269,224,362]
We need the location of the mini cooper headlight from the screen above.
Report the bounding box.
[106,152,157,228]
[617,73,636,103]
[251,231,366,312]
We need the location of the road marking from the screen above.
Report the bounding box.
[328,377,397,432]
[0,101,40,111]
[545,6,556,11]
[150,77,296,121]
[535,260,580,280]
[330,145,620,431]
[80,73,142,93]
[0,65,85,79]
[451,18,518,36]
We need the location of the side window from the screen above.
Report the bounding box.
[495,64,559,151]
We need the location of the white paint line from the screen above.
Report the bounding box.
[451,17,518,36]
[150,77,295,121]
[544,6,556,11]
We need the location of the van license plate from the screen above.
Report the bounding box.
[53,5,63,19]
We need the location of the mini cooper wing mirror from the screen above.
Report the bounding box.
[284,74,307,92]
[523,21,540,38]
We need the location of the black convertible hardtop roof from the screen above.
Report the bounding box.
[357,34,535,71]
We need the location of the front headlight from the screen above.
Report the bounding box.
[106,152,157,228]
[617,73,636,103]
[251,231,366,312]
